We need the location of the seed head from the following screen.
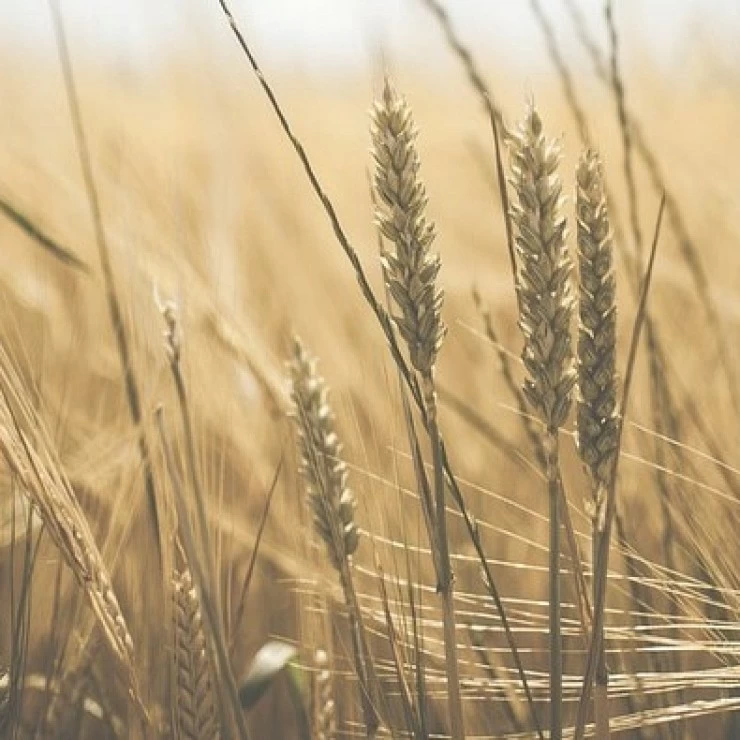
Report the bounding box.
[510,103,576,430]
[371,79,446,376]
[576,149,620,492]
[173,569,220,740]
[288,338,359,570]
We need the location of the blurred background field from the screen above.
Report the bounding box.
[1,1,740,737]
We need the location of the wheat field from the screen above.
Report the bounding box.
[1,1,740,738]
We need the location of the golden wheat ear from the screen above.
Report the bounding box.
[371,79,446,381]
[509,102,575,740]
[172,568,221,740]
[575,148,619,737]
[288,337,359,571]
[510,104,575,432]
[575,149,620,510]
[287,337,383,737]
[370,78,468,740]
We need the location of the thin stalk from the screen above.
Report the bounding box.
[471,293,593,642]
[424,377,465,740]
[545,430,562,740]
[47,0,161,559]
[0,195,90,273]
[229,457,283,652]
[170,332,219,604]
[338,560,380,739]
[592,527,608,739]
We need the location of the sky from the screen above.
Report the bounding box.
[2,0,739,78]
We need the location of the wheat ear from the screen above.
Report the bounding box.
[288,338,380,738]
[510,102,575,740]
[371,79,466,740]
[576,150,619,506]
[576,149,619,738]
[0,343,141,708]
[173,568,221,740]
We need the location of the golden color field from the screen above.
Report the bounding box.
[1,2,739,738]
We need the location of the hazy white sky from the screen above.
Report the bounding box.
[2,0,739,76]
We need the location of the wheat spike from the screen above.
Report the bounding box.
[372,79,446,378]
[576,148,620,517]
[510,103,576,431]
[173,568,221,740]
[372,79,466,740]
[509,102,575,740]
[576,148,620,737]
[288,338,359,571]
[288,338,383,736]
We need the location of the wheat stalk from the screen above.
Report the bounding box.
[0,343,141,708]
[173,568,221,740]
[48,0,162,561]
[576,149,619,508]
[576,148,619,738]
[371,79,465,740]
[288,337,380,738]
[510,102,575,740]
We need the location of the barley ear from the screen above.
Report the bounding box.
[173,568,221,740]
[372,79,446,381]
[576,148,620,526]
